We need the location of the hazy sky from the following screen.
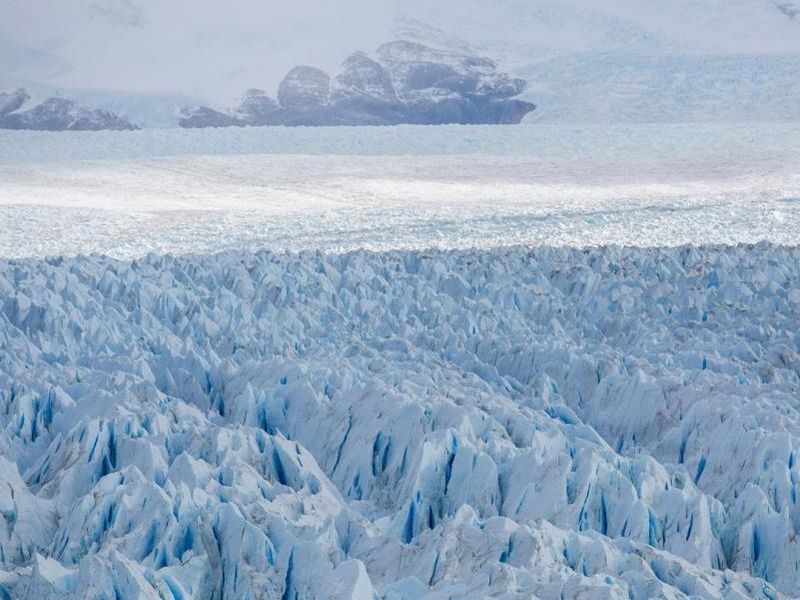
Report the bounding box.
[2,0,396,99]
[2,0,799,101]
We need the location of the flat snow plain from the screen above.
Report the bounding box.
[1,124,800,599]
[1,123,799,258]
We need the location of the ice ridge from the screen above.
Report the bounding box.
[0,244,798,598]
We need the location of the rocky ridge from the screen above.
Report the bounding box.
[0,88,137,131]
[179,40,535,128]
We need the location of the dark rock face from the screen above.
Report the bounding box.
[179,39,535,128]
[277,66,331,110]
[375,40,532,125]
[179,105,246,128]
[0,89,137,131]
[335,52,396,101]
[237,89,279,125]
[331,52,405,125]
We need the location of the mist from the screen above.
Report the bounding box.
[2,0,799,102]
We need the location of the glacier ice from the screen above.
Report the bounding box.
[0,244,798,597]
[2,123,799,260]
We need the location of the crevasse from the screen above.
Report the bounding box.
[0,244,797,598]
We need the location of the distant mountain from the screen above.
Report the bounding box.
[179,40,535,128]
[3,1,800,127]
[0,88,137,131]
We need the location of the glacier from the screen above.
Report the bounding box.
[1,123,799,260]
[1,244,798,598]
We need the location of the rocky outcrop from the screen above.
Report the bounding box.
[179,39,535,128]
[271,67,340,126]
[330,52,405,125]
[180,89,282,128]
[0,88,30,116]
[335,52,397,102]
[178,105,246,128]
[277,66,331,110]
[0,88,138,131]
[237,88,279,125]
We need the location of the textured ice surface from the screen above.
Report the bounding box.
[1,123,799,259]
[2,123,800,597]
[1,245,798,598]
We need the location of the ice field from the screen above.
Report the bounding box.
[1,124,800,598]
[1,123,799,258]
[2,245,799,598]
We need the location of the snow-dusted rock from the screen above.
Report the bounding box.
[179,89,280,129]
[330,52,406,125]
[236,89,280,126]
[0,89,137,131]
[277,66,332,111]
[0,89,30,117]
[178,105,246,129]
[179,36,534,128]
[0,245,796,597]
[335,52,398,104]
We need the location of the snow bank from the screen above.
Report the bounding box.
[1,244,797,597]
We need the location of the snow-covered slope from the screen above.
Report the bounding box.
[1,244,798,597]
[518,52,800,123]
[403,0,800,55]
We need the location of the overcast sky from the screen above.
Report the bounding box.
[2,0,799,101]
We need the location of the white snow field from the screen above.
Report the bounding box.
[1,124,799,259]
[1,124,800,598]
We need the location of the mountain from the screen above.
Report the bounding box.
[179,41,535,128]
[0,88,137,131]
[3,1,799,126]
